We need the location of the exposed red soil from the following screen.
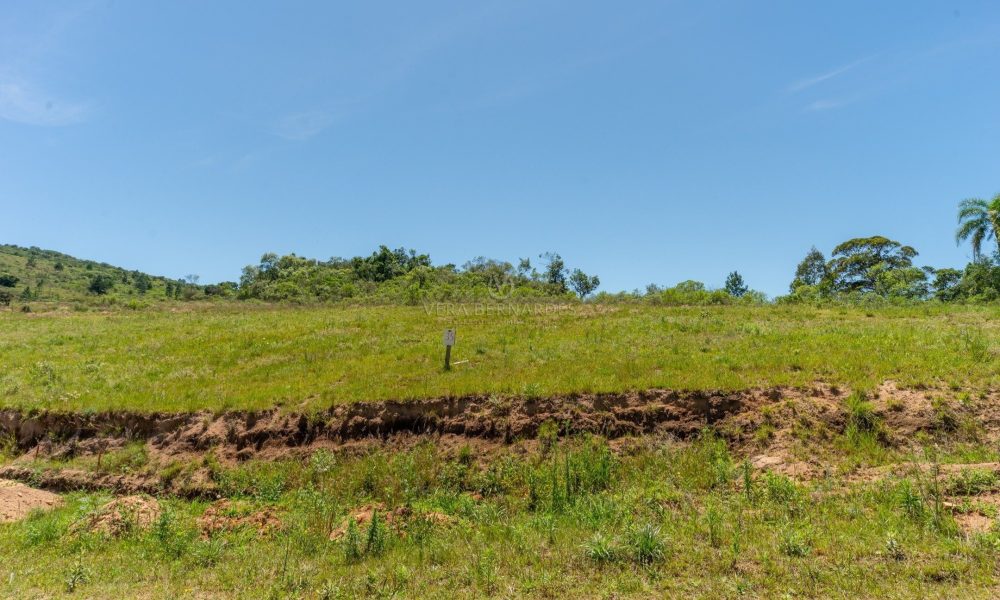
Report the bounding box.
[0,479,62,522]
[328,502,454,541]
[0,382,997,497]
[198,499,283,538]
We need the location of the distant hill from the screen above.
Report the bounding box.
[0,244,220,304]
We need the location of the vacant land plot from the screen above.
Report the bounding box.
[1,303,999,597]
[0,303,997,412]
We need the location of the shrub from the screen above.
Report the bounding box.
[88,274,114,295]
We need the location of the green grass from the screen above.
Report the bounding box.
[2,434,998,598]
[0,303,998,412]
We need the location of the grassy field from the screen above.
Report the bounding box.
[0,303,998,412]
[1,302,1000,597]
[4,432,1000,598]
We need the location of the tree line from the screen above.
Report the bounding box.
[782,193,1000,303]
[236,246,601,304]
[2,193,998,307]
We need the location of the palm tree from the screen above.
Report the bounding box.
[956,193,1000,260]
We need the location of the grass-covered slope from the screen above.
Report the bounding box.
[0,303,997,412]
[5,425,1000,598]
[0,244,180,302]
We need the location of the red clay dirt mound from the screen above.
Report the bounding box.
[78,495,162,536]
[0,479,62,522]
[329,503,454,541]
[198,499,283,538]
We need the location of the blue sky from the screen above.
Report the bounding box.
[1,1,998,296]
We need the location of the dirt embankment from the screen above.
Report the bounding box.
[0,387,767,460]
[0,382,996,497]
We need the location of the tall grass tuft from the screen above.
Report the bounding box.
[627,524,666,565]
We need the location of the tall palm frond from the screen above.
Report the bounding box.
[956,195,1000,260]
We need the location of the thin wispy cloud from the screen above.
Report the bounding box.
[786,56,874,93]
[0,77,88,126]
[802,91,867,112]
[271,110,336,141]
[804,98,849,112]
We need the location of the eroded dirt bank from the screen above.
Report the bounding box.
[0,382,996,497]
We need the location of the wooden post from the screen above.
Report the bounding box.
[443,328,455,371]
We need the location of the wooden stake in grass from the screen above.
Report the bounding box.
[443,328,456,371]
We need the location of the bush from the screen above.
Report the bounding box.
[88,274,114,295]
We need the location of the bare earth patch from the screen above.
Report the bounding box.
[198,499,284,538]
[0,479,62,522]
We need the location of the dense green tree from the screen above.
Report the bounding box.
[0,274,19,287]
[134,273,152,295]
[871,265,930,299]
[724,271,748,297]
[540,252,567,292]
[931,268,963,301]
[957,259,1000,301]
[351,246,430,283]
[88,274,115,295]
[790,247,827,291]
[826,236,917,293]
[956,193,1000,260]
[463,257,519,296]
[569,269,600,298]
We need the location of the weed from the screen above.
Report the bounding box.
[538,420,559,456]
[583,532,619,563]
[151,509,192,559]
[897,480,925,521]
[343,518,362,563]
[764,473,801,506]
[470,547,497,593]
[845,391,881,435]
[365,509,388,556]
[779,527,811,557]
[884,535,906,561]
[189,538,226,567]
[63,556,91,593]
[741,460,755,504]
[627,524,666,565]
[706,502,723,547]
